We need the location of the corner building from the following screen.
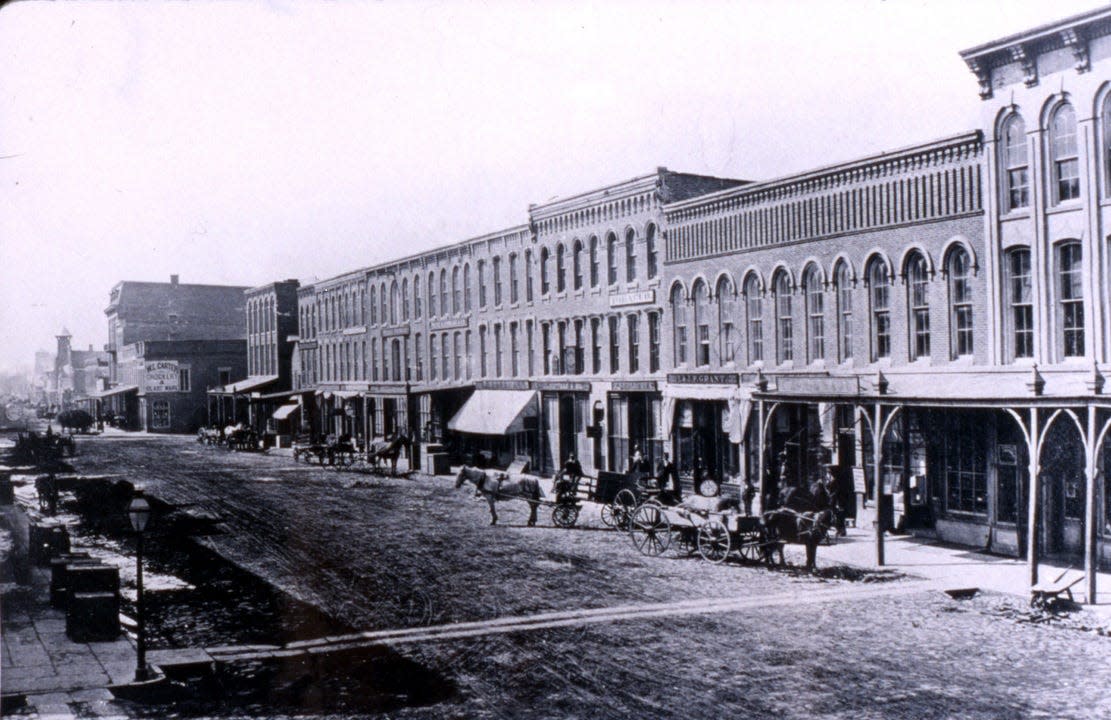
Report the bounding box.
[286,8,1111,597]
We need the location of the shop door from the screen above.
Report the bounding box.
[383,398,397,438]
[1040,421,1085,557]
[558,395,575,467]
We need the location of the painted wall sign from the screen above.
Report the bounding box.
[611,381,658,392]
[609,289,656,308]
[144,361,180,393]
[774,375,861,396]
[381,325,411,338]
[535,380,591,393]
[477,379,531,391]
[852,467,867,494]
[667,372,738,385]
[430,317,469,331]
[368,385,408,396]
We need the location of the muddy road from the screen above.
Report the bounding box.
[62,435,1111,719]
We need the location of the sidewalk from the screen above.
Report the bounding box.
[1,567,136,718]
[819,526,1111,610]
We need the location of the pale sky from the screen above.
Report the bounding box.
[0,0,1105,372]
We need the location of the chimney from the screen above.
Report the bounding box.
[170,274,180,286]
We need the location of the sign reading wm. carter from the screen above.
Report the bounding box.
[145,361,180,392]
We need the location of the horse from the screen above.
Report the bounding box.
[454,465,544,526]
[367,434,410,475]
[761,506,834,571]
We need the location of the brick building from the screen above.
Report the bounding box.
[102,275,248,432]
[281,8,1111,598]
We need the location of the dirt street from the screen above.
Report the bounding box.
[61,435,1111,719]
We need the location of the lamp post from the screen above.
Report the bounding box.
[127,490,152,682]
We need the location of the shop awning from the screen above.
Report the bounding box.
[271,403,299,421]
[661,385,753,445]
[223,375,279,394]
[97,384,139,398]
[448,390,537,436]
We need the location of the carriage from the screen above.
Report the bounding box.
[626,501,778,564]
[291,434,359,465]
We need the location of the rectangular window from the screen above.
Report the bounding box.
[414,334,423,381]
[591,317,602,374]
[1059,243,1084,357]
[609,316,620,374]
[494,323,503,377]
[465,330,473,379]
[478,261,487,308]
[590,239,600,287]
[151,399,170,429]
[178,368,191,392]
[509,254,519,304]
[748,293,763,363]
[677,326,688,365]
[697,323,710,367]
[454,332,462,381]
[510,322,520,377]
[573,319,584,375]
[542,322,551,375]
[608,238,618,285]
[1009,250,1033,359]
[628,315,640,373]
[429,334,437,381]
[557,321,567,374]
[526,251,534,302]
[479,326,488,377]
[626,234,636,282]
[777,292,793,363]
[493,257,503,306]
[526,320,534,376]
[996,443,1021,524]
[839,281,853,361]
[648,312,660,373]
[944,413,988,516]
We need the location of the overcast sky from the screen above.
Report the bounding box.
[0,0,1104,372]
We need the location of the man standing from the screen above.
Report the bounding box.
[657,452,681,504]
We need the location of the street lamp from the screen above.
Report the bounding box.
[127,490,152,682]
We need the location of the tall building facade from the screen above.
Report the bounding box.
[273,9,1111,592]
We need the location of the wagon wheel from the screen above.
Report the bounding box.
[738,533,762,563]
[629,503,671,557]
[552,504,580,529]
[697,520,731,564]
[599,502,617,528]
[611,489,638,529]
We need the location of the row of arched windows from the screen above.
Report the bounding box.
[669,245,976,369]
[999,99,1086,213]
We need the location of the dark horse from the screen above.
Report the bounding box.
[367,433,410,475]
[762,481,834,570]
[455,466,544,526]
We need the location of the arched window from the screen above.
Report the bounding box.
[369,286,377,325]
[646,224,658,279]
[671,285,688,366]
[906,253,930,360]
[452,266,461,314]
[1006,248,1033,360]
[804,265,824,362]
[427,271,436,317]
[868,260,891,360]
[1058,241,1084,357]
[401,279,409,321]
[693,280,711,366]
[773,271,793,364]
[439,269,449,318]
[744,275,763,364]
[625,228,637,282]
[717,275,737,365]
[463,263,472,312]
[413,275,422,319]
[1001,114,1029,211]
[556,245,566,293]
[573,240,584,290]
[540,247,551,295]
[589,236,600,287]
[607,233,618,285]
[835,262,853,361]
[948,247,973,358]
[1050,104,1080,203]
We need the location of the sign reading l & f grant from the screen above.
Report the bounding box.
[145,360,180,392]
[667,372,739,385]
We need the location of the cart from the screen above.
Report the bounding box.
[627,502,778,564]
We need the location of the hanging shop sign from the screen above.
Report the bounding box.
[535,380,591,393]
[611,380,658,392]
[477,379,531,391]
